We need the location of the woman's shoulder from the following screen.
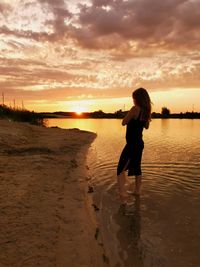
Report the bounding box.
[122,106,141,126]
[130,106,141,119]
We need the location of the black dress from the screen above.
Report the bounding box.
[117,112,145,176]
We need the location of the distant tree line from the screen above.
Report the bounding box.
[151,111,200,119]
[40,109,126,119]
[2,103,199,127]
[41,107,200,119]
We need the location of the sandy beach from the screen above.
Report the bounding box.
[0,119,106,267]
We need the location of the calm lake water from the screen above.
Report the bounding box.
[47,118,200,267]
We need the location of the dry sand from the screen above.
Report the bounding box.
[0,119,107,267]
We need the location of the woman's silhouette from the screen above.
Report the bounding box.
[117,88,152,204]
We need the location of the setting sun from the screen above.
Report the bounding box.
[75,111,82,116]
[74,105,85,115]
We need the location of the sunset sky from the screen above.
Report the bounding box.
[0,0,199,113]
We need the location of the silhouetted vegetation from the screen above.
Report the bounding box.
[40,109,128,119]
[41,109,200,119]
[161,107,170,117]
[151,111,200,119]
[90,110,118,118]
[0,105,45,126]
[115,109,125,118]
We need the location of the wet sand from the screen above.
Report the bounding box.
[0,119,107,267]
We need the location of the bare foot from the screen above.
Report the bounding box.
[118,193,128,204]
[127,190,141,195]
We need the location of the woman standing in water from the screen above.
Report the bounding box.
[117,88,152,204]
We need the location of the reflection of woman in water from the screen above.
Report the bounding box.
[114,195,142,265]
[117,88,152,204]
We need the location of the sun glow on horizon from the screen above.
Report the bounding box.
[75,111,82,115]
[25,88,200,114]
[72,103,87,115]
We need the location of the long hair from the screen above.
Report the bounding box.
[132,88,152,121]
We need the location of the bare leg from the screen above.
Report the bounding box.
[134,175,142,195]
[117,161,130,203]
[117,171,127,203]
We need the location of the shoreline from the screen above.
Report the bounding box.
[0,119,106,267]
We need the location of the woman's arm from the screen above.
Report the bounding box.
[122,106,140,126]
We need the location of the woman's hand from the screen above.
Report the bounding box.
[144,121,149,129]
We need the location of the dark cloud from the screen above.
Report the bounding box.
[92,0,113,7]
[71,0,200,51]
[1,0,199,54]
[38,0,71,34]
